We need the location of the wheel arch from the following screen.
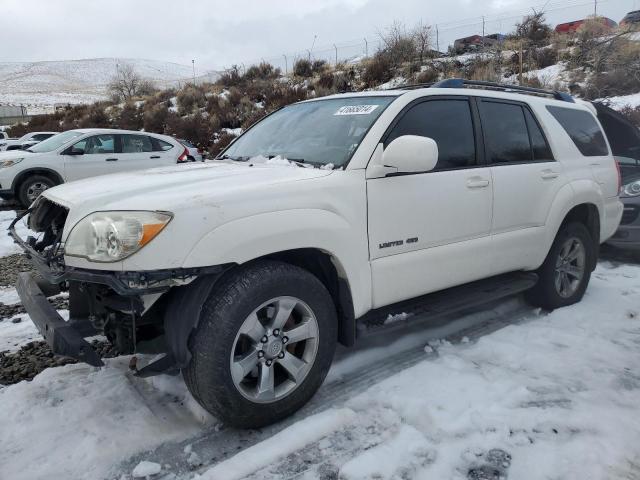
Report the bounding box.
[11,168,64,194]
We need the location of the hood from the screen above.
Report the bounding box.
[43,160,333,212]
[0,149,36,159]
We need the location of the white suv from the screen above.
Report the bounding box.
[0,131,57,151]
[12,80,622,428]
[0,128,187,206]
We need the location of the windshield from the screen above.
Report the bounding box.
[219,96,395,167]
[28,131,83,153]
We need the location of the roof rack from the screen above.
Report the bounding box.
[399,78,574,103]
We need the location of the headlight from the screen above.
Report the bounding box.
[623,180,640,197]
[65,211,172,262]
[0,158,23,168]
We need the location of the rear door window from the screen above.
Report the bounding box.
[122,134,153,153]
[385,98,477,170]
[546,106,609,156]
[479,101,532,164]
[524,109,554,160]
[152,138,175,152]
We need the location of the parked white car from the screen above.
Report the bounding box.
[0,131,57,151]
[0,128,188,206]
[12,80,622,428]
[0,131,9,140]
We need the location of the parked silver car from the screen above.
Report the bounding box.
[177,138,204,162]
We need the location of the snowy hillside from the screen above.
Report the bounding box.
[0,58,219,114]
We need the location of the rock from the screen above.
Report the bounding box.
[11,317,22,324]
[132,461,162,478]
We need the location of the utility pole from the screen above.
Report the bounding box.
[594,0,597,16]
[436,25,439,53]
[191,59,196,84]
[309,34,318,61]
[518,40,524,85]
[283,54,288,75]
[364,38,368,57]
[482,16,486,50]
[334,44,338,66]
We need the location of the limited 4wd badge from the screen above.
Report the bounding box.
[334,105,379,116]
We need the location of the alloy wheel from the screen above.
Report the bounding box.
[230,296,319,403]
[554,236,586,298]
[26,182,50,204]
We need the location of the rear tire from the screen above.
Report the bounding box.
[525,222,595,310]
[17,175,56,207]
[183,260,338,428]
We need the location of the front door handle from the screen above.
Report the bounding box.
[466,177,490,189]
[105,158,118,162]
[540,169,559,180]
[150,155,161,159]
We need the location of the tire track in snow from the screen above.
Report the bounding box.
[116,298,536,479]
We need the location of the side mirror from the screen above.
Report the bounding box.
[66,147,84,156]
[382,135,438,174]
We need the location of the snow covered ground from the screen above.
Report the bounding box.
[0,260,639,479]
[0,58,220,114]
[1,209,640,479]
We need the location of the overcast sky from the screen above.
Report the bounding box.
[0,0,636,72]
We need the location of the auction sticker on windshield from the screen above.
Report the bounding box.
[334,105,379,115]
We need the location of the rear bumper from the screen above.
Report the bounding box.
[16,272,104,367]
[607,198,640,250]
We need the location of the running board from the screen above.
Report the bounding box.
[357,272,538,337]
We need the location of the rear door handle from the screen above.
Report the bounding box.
[150,155,161,159]
[466,177,490,189]
[105,158,118,162]
[540,169,559,179]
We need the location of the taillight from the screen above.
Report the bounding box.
[177,147,189,163]
[615,159,622,194]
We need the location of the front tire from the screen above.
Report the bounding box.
[183,260,338,428]
[525,222,595,310]
[17,175,56,207]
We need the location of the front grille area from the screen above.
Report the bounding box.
[621,205,640,225]
[26,198,69,269]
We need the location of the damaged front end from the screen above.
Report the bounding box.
[9,198,230,375]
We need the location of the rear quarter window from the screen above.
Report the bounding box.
[546,106,609,156]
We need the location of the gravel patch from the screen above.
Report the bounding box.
[0,295,68,319]
[0,254,35,287]
[0,339,118,385]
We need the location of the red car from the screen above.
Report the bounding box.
[555,17,617,34]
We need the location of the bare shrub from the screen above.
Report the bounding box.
[312,60,328,74]
[116,102,143,130]
[412,21,433,63]
[293,59,313,77]
[316,71,334,90]
[209,132,238,157]
[245,62,281,81]
[378,20,417,67]
[218,66,243,87]
[166,112,211,147]
[515,11,552,47]
[619,105,640,129]
[78,103,111,128]
[143,103,169,133]
[415,68,439,84]
[108,64,155,102]
[362,52,393,87]
[177,85,207,114]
